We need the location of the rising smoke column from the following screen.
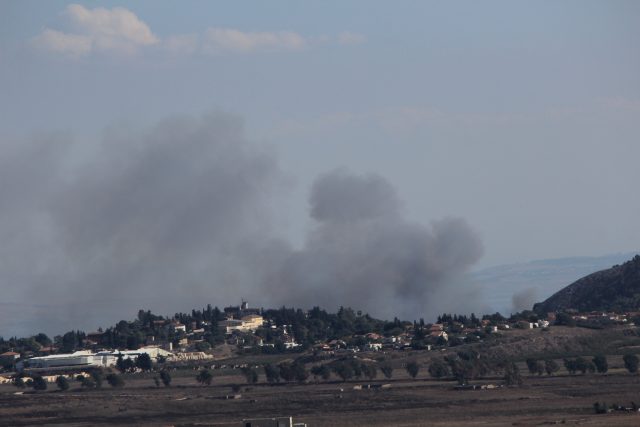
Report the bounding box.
[0,113,484,337]
[0,113,289,335]
[267,169,484,320]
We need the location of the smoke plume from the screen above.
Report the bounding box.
[0,113,288,336]
[511,287,538,313]
[0,114,484,336]
[268,169,484,319]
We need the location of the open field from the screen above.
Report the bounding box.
[2,366,640,426]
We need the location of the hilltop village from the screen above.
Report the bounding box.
[2,300,639,379]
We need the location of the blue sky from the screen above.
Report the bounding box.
[0,1,639,335]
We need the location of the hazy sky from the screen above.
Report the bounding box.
[0,1,639,336]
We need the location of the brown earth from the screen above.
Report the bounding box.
[2,327,640,426]
[1,366,640,426]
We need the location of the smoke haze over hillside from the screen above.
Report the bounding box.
[0,114,483,336]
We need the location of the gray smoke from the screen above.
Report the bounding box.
[0,113,288,336]
[267,169,484,320]
[0,116,484,337]
[511,287,538,313]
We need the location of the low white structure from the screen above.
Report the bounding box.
[17,346,173,372]
[20,351,95,370]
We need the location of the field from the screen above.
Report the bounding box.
[2,362,640,426]
[2,328,640,426]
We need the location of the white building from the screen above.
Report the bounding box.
[18,346,173,372]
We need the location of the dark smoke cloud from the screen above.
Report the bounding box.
[268,169,484,320]
[0,116,484,337]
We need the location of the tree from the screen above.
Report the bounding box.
[160,370,172,387]
[55,376,69,391]
[264,364,280,384]
[555,312,576,327]
[196,369,213,386]
[526,358,539,375]
[332,361,354,382]
[361,363,377,380]
[91,370,103,388]
[116,354,135,373]
[135,353,153,371]
[544,359,559,376]
[294,363,309,383]
[623,354,639,374]
[405,361,420,379]
[503,362,523,386]
[592,355,608,374]
[34,333,52,347]
[428,359,450,379]
[564,359,576,375]
[311,365,331,381]
[278,362,296,382]
[241,367,259,384]
[32,375,48,391]
[380,361,393,379]
[106,373,125,388]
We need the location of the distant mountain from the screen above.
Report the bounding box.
[471,252,639,315]
[533,255,640,314]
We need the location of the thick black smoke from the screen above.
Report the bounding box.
[0,115,483,336]
[268,169,484,319]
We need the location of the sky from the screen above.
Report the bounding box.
[0,1,639,337]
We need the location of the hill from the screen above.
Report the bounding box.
[533,255,640,313]
[470,252,638,314]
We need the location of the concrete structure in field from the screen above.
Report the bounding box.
[241,417,306,427]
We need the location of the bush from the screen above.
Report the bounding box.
[90,370,103,388]
[160,370,172,387]
[55,376,69,391]
[623,354,639,373]
[332,361,354,382]
[135,353,152,371]
[544,359,559,376]
[380,361,393,379]
[32,376,48,391]
[592,355,608,374]
[361,363,377,380]
[525,358,544,375]
[241,367,259,384]
[503,362,523,386]
[106,373,125,388]
[264,364,280,384]
[196,369,213,386]
[428,359,450,379]
[311,364,331,381]
[405,361,420,379]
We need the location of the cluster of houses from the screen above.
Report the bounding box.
[3,307,639,381]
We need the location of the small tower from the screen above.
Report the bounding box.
[241,300,249,310]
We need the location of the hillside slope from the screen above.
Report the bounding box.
[533,255,640,313]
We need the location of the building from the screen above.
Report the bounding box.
[240,314,264,331]
[221,315,264,335]
[0,351,20,361]
[17,346,172,372]
[19,350,95,371]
